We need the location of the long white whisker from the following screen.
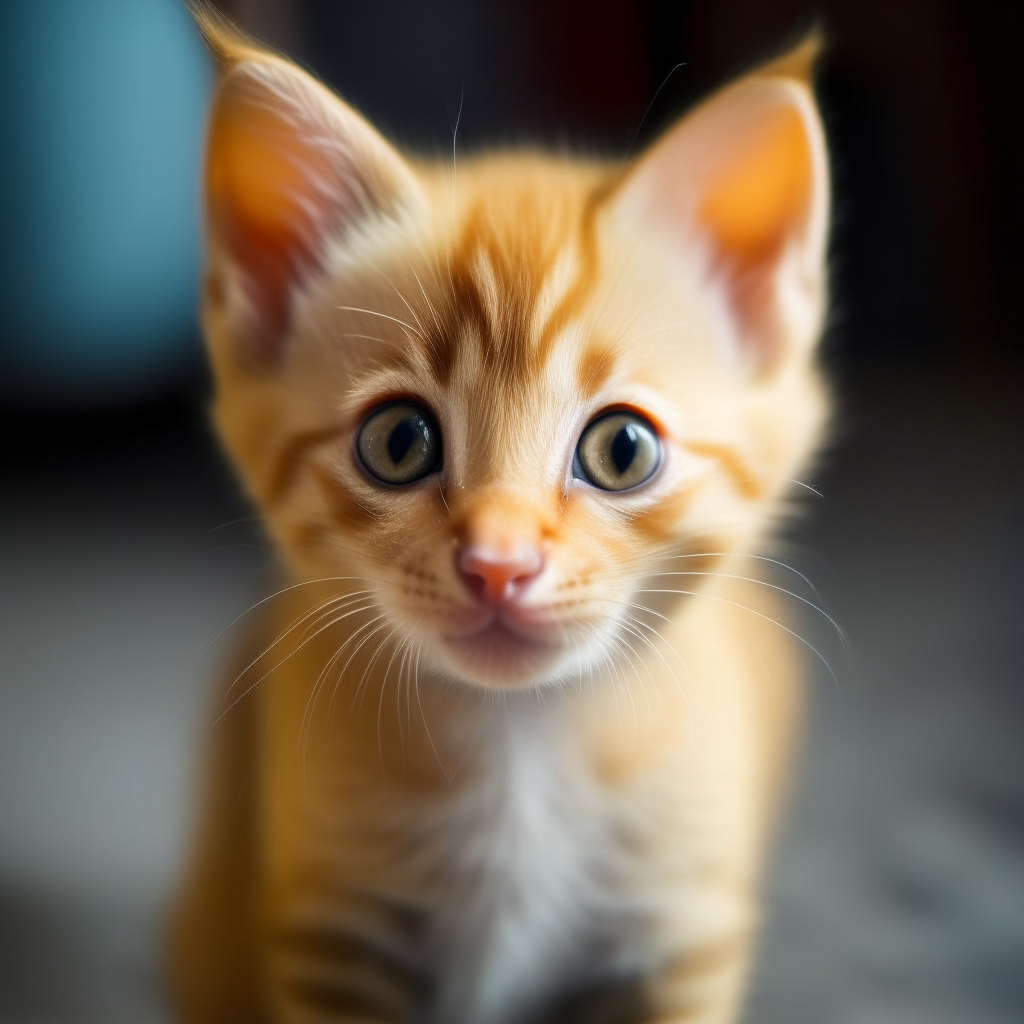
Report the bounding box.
[664,552,826,603]
[200,575,368,655]
[374,269,428,335]
[636,588,838,689]
[646,570,845,641]
[300,610,389,761]
[413,643,450,784]
[790,479,824,497]
[617,614,678,686]
[355,627,402,718]
[606,635,641,742]
[394,637,414,747]
[227,590,374,699]
[378,630,414,759]
[412,268,446,338]
[338,332,396,345]
[218,601,378,723]
[622,612,695,715]
[612,629,656,729]
[336,305,426,342]
[452,86,463,211]
[332,616,393,715]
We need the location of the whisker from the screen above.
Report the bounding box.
[218,602,377,723]
[635,588,839,690]
[663,552,825,603]
[451,86,463,210]
[618,613,680,687]
[199,575,369,656]
[412,268,446,338]
[645,570,845,642]
[336,305,426,342]
[204,514,265,534]
[378,629,414,759]
[622,612,696,715]
[606,635,640,741]
[374,269,428,335]
[414,643,451,784]
[394,636,414,747]
[610,630,656,732]
[790,479,824,498]
[229,593,367,703]
[328,615,393,715]
[338,332,397,345]
[226,589,374,699]
[353,622,403,716]
[299,609,389,760]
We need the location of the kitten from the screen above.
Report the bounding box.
[170,13,830,1024]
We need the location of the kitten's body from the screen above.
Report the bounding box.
[172,19,829,1024]
[177,577,798,1024]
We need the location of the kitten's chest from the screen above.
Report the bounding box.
[411,700,655,1024]
[278,690,694,1024]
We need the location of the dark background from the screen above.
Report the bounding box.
[1,2,1021,1022]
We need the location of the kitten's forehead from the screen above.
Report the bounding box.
[429,181,604,389]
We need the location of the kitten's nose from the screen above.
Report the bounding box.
[458,545,544,605]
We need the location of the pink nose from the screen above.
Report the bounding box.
[458,545,544,605]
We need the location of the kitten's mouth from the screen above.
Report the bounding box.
[443,613,558,685]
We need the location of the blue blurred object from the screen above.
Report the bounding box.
[0,0,211,403]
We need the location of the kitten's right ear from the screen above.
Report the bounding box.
[613,35,829,377]
[196,11,423,364]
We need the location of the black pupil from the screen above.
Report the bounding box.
[387,417,419,466]
[611,424,637,474]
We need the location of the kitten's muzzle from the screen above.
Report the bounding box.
[445,545,564,685]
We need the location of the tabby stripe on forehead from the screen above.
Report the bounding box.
[682,440,765,500]
[264,425,345,507]
[425,181,609,389]
[451,203,541,385]
[534,181,609,368]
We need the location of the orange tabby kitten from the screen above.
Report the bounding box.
[170,15,830,1024]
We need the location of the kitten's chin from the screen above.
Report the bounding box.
[440,621,564,689]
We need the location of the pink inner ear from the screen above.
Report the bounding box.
[206,84,349,349]
[695,99,815,366]
[629,79,820,372]
[698,104,813,267]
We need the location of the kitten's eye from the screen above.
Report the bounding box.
[575,411,660,491]
[357,402,441,484]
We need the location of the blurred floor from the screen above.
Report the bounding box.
[1,360,1021,1023]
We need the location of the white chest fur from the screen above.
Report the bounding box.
[425,695,645,1024]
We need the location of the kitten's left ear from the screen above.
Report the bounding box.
[197,12,424,365]
[616,36,829,376]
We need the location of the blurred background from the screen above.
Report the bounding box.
[1,1,1021,1021]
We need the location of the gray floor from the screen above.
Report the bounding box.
[1,362,1022,1023]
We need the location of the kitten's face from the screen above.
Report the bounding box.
[200,35,829,690]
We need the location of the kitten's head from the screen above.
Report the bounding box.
[199,18,830,690]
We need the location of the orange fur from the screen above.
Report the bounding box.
[171,13,830,1024]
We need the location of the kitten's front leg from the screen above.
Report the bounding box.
[263,889,432,1024]
[643,931,754,1024]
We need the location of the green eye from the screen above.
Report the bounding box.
[575,411,660,491]
[357,402,441,484]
